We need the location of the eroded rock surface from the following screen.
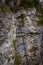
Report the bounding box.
[16,8,43,65]
[0,5,43,65]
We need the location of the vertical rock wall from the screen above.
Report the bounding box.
[0,2,43,65]
[16,8,43,65]
[0,9,16,65]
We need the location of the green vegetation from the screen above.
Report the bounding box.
[13,40,21,65]
[21,0,39,8]
[14,53,21,65]
[13,40,17,50]
[37,21,43,26]
[0,2,12,13]
[37,15,43,26]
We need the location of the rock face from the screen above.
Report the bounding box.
[0,8,16,65]
[0,13,11,44]
[15,8,43,65]
[0,2,43,65]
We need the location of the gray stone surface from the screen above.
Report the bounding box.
[16,8,43,65]
[0,7,43,65]
[0,10,16,65]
